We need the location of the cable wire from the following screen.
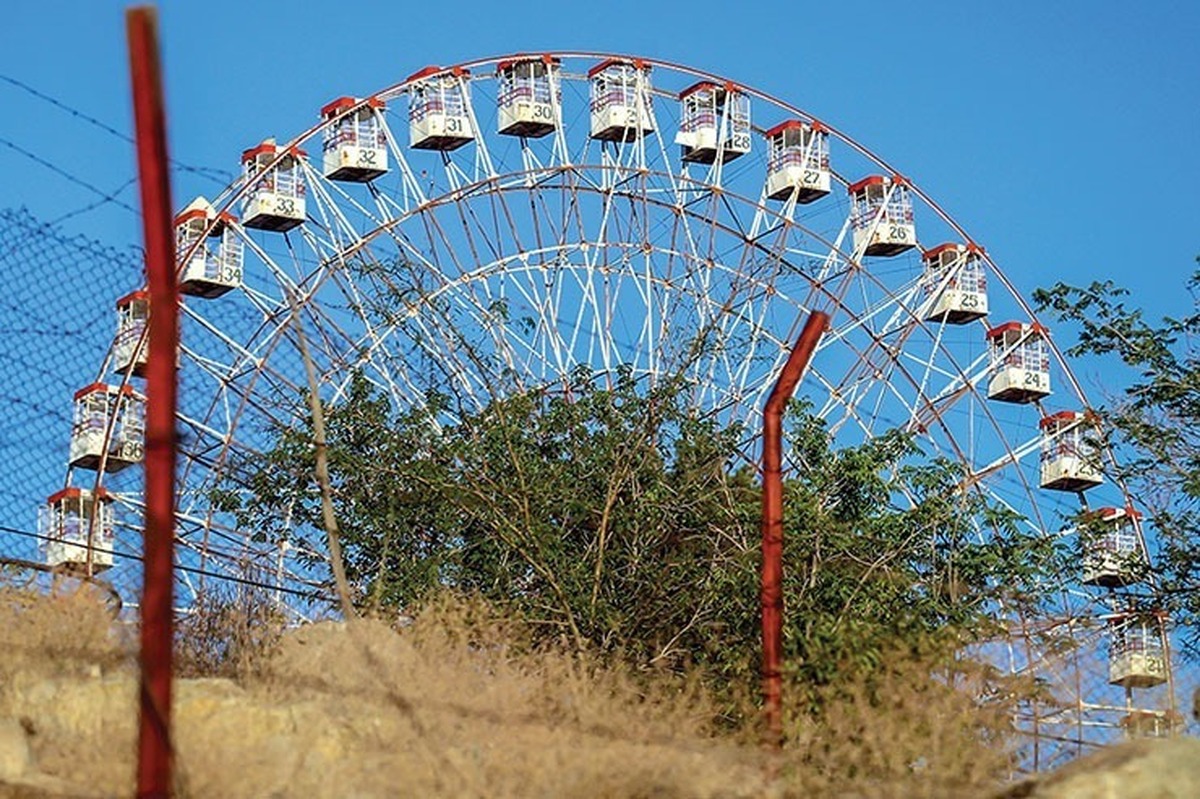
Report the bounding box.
[0,72,233,185]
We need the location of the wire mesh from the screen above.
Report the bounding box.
[0,205,335,615]
[0,205,139,576]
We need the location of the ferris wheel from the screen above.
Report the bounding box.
[37,52,1182,767]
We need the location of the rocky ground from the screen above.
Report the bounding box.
[0,594,763,798]
[2,589,1197,798]
[997,737,1200,799]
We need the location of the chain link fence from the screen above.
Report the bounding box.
[0,205,336,616]
[1,206,145,603]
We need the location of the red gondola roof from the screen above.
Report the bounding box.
[1093,506,1142,521]
[677,80,738,100]
[405,65,469,83]
[116,289,149,308]
[173,207,209,225]
[847,174,909,195]
[320,96,385,117]
[176,208,236,228]
[497,54,561,71]
[922,243,959,260]
[924,242,986,260]
[985,320,1049,339]
[846,175,885,194]
[587,58,648,78]
[1039,410,1086,429]
[73,382,135,401]
[763,119,827,138]
[241,140,306,162]
[47,486,111,504]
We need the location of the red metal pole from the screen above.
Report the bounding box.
[760,310,828,745]
[127,8,178,797]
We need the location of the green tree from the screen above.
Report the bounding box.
[1035,262,1200,656]
[231,368,762,673]
[779,406,1064,708]
[222,367,1067,705]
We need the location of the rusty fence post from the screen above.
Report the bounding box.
[127,7,178,796]
[760,310,828,745]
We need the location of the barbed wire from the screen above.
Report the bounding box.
[0,73,237,227]
[0,72,233,185]
[51,177,140,225]
[0,135,139,214]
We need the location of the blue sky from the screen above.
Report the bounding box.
[1,0,1197,379]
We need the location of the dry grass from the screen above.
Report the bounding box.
[781,648,1016,797]
[174,587,287,680]
[0,583,130,685]
[0,588,1017,798]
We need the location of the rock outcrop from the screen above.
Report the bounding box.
[996,737,1200,799]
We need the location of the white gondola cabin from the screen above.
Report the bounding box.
[497,56,561,138]
[321,96,388,182]
[1082,506,1145,588]
[38,487,114,572]
[986,321,1051,403]
[114,290,149,377]
[848,175,916,257]
[407,66,474,151]
[240,139,306,231]
[922,243,988,324]
[764,120,830,203]
[68,383,145,473]
[1040,411,1103,493]
[176,197,243,298]
[1108,614,1168,689]
[675,81,751,165]
[588,59,655,142]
